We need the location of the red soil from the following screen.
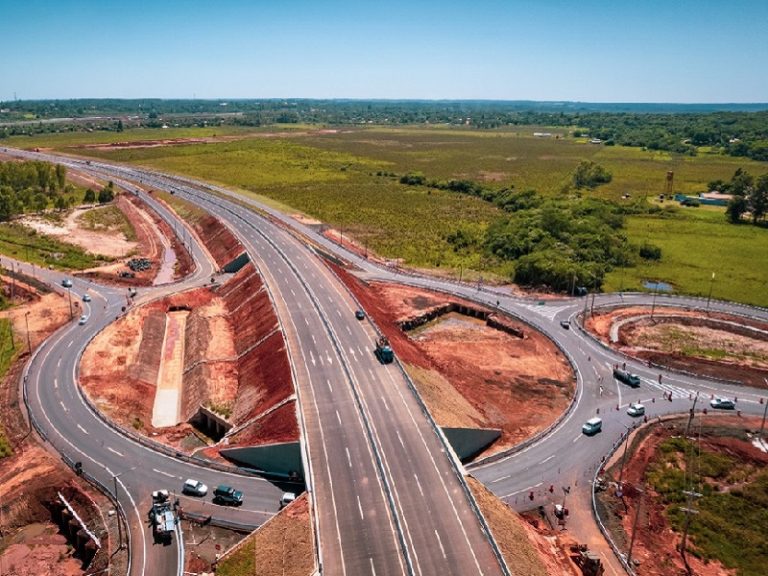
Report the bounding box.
[230,402,300,446]
[191,214,243,269]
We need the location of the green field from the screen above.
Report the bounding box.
[78,204,137,241]
[0,318,17,458]
[0,222,107,270]
[5,126,768,304]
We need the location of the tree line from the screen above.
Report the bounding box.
[0,160,114,221]
[721,169,768,224]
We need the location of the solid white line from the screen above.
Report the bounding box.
[369,557,377,576]
[107,446,124,457]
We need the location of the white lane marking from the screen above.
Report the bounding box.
[326,379,333,393]
[346,447,353,468]
[290,288,296,297]
[311,334,317,344]
[434,530,447,559]
[346,325,352,335]
[357,495,365,520]
[573,434,583,443]
[358,346,365,356]
[107,446,124,457]
[56,358,61,369]
[59,400,67,412]
[414,474,424,497]
[396,430,405,449]
[381,396,390,412]
[370,557,377,576]
[491,474,511,484]
[153,468,176,479]
[54,378,58,389]
[349,346,355,356]
[542,454,555,464]
[336,410,342,425]
[77,424,88,435]
[67,340,73,349]
[309,351,316,366]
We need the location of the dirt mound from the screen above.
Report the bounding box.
[193,214,242,269]
[230,402,300,446]
[330,263,574,458]
[586,306,768,387]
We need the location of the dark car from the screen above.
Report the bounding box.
[213,485,243,506]
[560,320,571,329]
[355,310,365,320]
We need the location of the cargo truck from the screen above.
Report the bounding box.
[148,489,176,543]
[613,368,640,387]
[374,336,394,364]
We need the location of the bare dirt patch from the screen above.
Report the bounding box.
[214,494,313,576]
[467,477,577,576]
[586,306,768,387]
[330,265,574,459]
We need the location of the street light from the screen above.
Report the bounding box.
[706,272,716,315]
[618,425,632,487]
[112,466,136,551]
[650,281,659,321]
[67,287,73,321]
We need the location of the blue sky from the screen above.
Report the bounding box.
[1,0,766,102]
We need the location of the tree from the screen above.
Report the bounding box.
[32,192,47,213]
[53,194,67,211]
[572,161,612,189]
[730,168,753,196]
[83,188,96,203]
[726,194,748,223]
[54,163,66,190]
[98,184,115,203]
[749,174,768,223]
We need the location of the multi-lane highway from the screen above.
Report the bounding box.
[4,146,768,576]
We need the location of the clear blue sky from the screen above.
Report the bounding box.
[1,0,766,102]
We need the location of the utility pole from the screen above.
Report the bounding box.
[684,392,699,438]
[706,272,716,315]
[113,475,123,550]
[626,486,644,568]
[618,425,631,487]
[760,380,768,444]
[67,287,73,320]
[650,281,659,321]
[680,489,702,575]
[24,311,31,354]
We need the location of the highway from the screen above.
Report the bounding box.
[4,146,768,576]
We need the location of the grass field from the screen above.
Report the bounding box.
[648,435,768,576]
[0,318,17,458]
[4,126,768,304]
[0,222,106,269]
[77,204,137,241]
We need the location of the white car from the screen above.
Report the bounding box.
[182,479,208,497]
[280,492,296,509]
[82,293,92,302]
[710,397,735,410]
[78,315,88,325]
[627,403,645,417]
[62,279,73,288]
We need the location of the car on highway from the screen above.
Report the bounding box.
[78,315,88,325]
[559,320,570,329]
[182,479,208,497]
[710,397,735,410]
[61,278,73,288]
[82,293,91,302]
[627,403,645,417]
[355,310,365,321]
[213,484,243,506]
[280,492,296,509]
[582,417,602,435]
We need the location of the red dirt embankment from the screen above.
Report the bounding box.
[331,264,574,458]
[216,264,297,439]
[192,213,243,269]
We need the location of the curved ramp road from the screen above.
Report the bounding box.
[5,146,768,575]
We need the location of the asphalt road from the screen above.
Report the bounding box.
[5,146,768,576]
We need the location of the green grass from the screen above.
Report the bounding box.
[603,208,768,306]
[4,125,768,303]
[0,318,18,459]
[215,539,256,576]
[77,204,137,241]
[0,222,107,269]
[647,436,768,575]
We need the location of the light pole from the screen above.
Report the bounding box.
[650,281,659,321]
[618,425,632,487]
[24,311,31,354]
[760,380,768,444]
[112,466,136,551]
[67,287,73,321]
[705,272,716,315]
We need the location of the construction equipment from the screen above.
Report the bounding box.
[148,489,176,543]
[374,336,394,364]
[570,544,605,576]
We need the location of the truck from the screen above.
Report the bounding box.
[148,489,176,543]
[613,368,640,388]
[374,336,394,364]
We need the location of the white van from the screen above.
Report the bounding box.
[582,417,603,435]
